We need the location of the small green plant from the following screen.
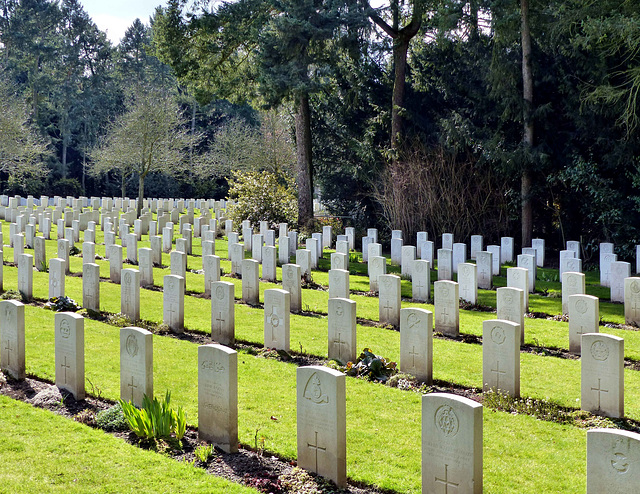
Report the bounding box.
[96,403,128,432]
[69,245,80,256]
[342,348,398,382]
[194,443,214,463]
[39,259,48,272]
[119,391,187,441]
[44,296,80,312]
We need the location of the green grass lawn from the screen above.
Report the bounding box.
[0,395,257,493]
[0,217,635,493]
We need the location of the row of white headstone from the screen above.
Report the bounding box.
[0,298,634,492]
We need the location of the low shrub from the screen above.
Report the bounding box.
[96,403,128,432]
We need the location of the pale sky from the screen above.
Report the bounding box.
[80,0,388,46]
[80,0,167,45]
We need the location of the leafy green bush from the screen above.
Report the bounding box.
[342,348,398,383]
[119,391,187,441]
[96,403,128,432]
[226,170,297,229]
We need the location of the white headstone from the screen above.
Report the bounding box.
[242,259,259,305]
[482,319,520,397]
[434,280,459,337]
[163,274,185,333]
[198,344,238,453]
[610,261,631,303]
[211,281,235,346]
[120,327,153,407]
[82,263,100,311]
[327,298,357,363]
[516,254,536,293]
[457,263,477,305]
[569,294,599,354]
[412,259,431,303]
[422,393,482,494]
[49,258,66,299]
[17,253,32,300]
[55,312,85,400]
[0,300,25,379]
[562,271,585,314]
[496,287,525,345]
[624,277,640,326]
[476,251,493,290]
[400,307,433,383]
[581,333,624,418]
[378,274,401,326]
[437,248,453,281]
[328,269,349,299]
[587,428,640,493]
[531,238,545,267]
[470,235,483,260]
[121,269,140,321]
[297,366,346,487]
[264,288,290,351]
[282,263,302,313]
[507,267,529,311]
[500,237,514,264]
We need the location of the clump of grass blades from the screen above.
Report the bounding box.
[119,391,187,443]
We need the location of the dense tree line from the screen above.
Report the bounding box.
[1,0,640,256]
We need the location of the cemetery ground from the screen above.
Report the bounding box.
[1,218,639,493]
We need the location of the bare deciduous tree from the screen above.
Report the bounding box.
[91,87,197,215]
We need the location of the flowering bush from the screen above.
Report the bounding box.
[226,170,298,229]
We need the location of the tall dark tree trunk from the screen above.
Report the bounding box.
[391,38,410,151]
[138,174,144,217]
[521,0,534,248]
[295,92,313,229]
[366,0,423,157]
[121,174,126,199]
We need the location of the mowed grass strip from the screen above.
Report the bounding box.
[18,304,588,493]
[0,395,257,493]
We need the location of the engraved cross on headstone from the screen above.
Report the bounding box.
[382,301,393,319]
[4,340,13,367]
[332,331,348,361]
[409,345,420,368]
[591,378,609,410]
[167,303,177,325]
[128,375,137,402]
[307,431,326,472]
[441,307,449,325]
[435,464,459,494]
[491,361,506,389]
[60,356,70,384]
[214,311,225,336]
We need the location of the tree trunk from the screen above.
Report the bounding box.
[521,0,534,248]
[295,92,313,229]
[137,174,144,217]
[391,38,410,153]
[62,139,68,179]
[121,174,126,199]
